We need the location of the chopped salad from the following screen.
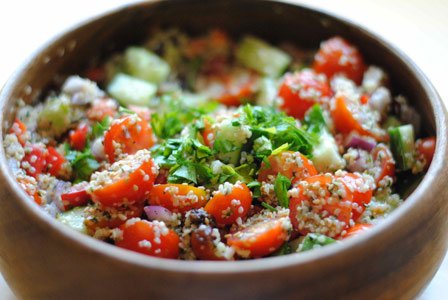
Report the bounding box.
[4,29,436,260]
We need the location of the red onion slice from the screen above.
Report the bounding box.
[144,206,176,223]
[345,133,377,152]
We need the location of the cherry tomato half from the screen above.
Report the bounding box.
[313,36,366,84]
[278,70,332,119]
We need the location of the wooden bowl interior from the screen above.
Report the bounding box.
[0,1,445,299]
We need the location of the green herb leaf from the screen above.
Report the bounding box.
[261,202,277,212]
[272,243,292,256]
[247,180,261,198]
[300,233,336,252]
[91,116,111,139]
[65,148,100,182]
[274,174,291,208]
[169,163,197,184]
[304,104,327,135]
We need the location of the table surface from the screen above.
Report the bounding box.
[0,0,447,298]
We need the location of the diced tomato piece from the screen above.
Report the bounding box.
[202,118,215,148]
[360,94,370,105]
[227,217,290,258]
[87,98,117,122]
[278,70,332,119]
[371,144,395,184]
[313,36,366,84]
[155,168,169,184]
[204,182,252,226]
[61,181,91,210]
[45,147,66,177]
[9,119,28,146]
[336,173,373,221]
[289,174,353,238]
[115,218,180,259]
[258,151,317,184]
[344,223,372,239]
[128,105,152,122]
[149,184,207,214]
[69,123,89,151]
[17,176,42,205]
[191,225,231,260]
[218,76,256,106]
[85,203,144,233]
[103,114,155,163]
[21,145,47,178]
[88,150,158,207]
[415,137,436,168]
[85,67,105,83]
[331,95,387,142]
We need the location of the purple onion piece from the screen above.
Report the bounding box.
[144,206,175,223]
[345,133,377,152]
[346,150,371,173]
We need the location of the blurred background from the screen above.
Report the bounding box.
[0,0,447,298]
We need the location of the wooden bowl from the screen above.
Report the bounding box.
[0,1,447,299]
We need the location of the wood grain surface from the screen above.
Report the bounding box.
[0,0,447,299]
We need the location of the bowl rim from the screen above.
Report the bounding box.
[0,0,447,274]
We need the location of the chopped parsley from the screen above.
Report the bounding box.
[274,174,291,208]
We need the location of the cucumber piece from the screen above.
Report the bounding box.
[105,54,124,83]
[107,73,157,106]
[256,77,278,106]
[383,116,402,130]
[388,124,415,171]
[124,47,170,84]
[38,95,71,137]
[311,131,345,173]
[56,207,87,234]
[236,36,291,78]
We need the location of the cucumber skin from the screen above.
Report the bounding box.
[388,124,415,171]
[236,36,291,78]
[124,47,170,84]
[56,207,87,234]
[107,73,157,107]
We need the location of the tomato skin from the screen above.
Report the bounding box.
[9,119,28,146]
[371,144,395,184]
[416,137,436,168]
[61,181,91,210]
[344,223,372,239]
[104,114,155,163]
[69,123,89,151]
[218,76,256,106]
[204,182,252,226]
[85,67,105,82]
[89,151,158,207]
[202,118,215,148]
[258,151,317,184]
[128,105,152,122]
[85,203,144,233]
[336,173,373,221]
[289,175,353,238]
[191,225,229,260]
[278,70,332,119]
[227,218,290,258]
[331,95,387,142]
[45,147,66,177]
[115,219,180,259]
[313,36,366,84]
[149,184,207,213]
[87,98,117,122]
[22,145,47,178]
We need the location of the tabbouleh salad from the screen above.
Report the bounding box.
[3,29,436,260]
